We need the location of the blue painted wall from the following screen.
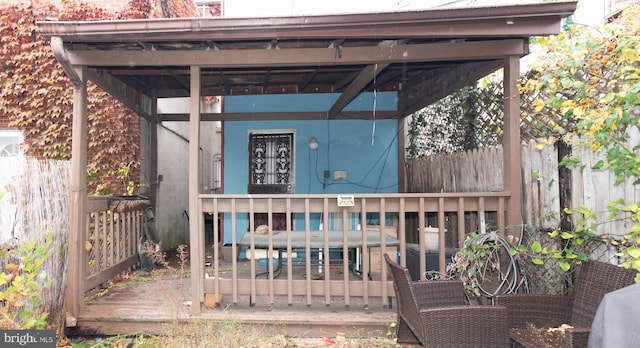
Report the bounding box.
[222,92,399,244]
[224,92,397,113]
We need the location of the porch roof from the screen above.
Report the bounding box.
[37,1,576,121]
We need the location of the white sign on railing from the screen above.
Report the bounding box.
[337,195,355,207]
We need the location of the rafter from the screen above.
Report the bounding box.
[87,68,152,120]
[329,63,389,117]
[297,70,318,92]
[398,60,505,115]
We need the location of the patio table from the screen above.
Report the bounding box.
[239,230,400,279]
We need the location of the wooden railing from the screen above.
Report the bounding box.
[199,192,511,308]
[84,196,148,292]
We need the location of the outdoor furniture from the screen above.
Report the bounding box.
[384,254,509,347]
[240,230,400,278]
[494,260,637,348]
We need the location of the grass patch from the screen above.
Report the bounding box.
[62,319,401,347]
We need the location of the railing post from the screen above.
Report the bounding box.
[200,193,509,309]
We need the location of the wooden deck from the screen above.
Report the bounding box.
[73,259,398,339]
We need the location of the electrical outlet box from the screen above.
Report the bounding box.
[323,170,330,179]
[333,170,347,181]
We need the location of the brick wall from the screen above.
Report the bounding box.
[17,0,133,14]
[92,0,131,13]
[0,115,9,128]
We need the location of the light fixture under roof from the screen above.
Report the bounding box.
[308,137,318,150]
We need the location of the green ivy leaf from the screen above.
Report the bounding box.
[560,232,574,239]
[531,241,542,253]
[628,246,640,259]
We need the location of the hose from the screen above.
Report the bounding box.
[472,231,523,301]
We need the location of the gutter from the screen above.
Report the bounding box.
[36,1,577,42]
[50,36,82,88]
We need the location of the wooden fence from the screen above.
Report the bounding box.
[406,129,640,236]
[84,196,148,292]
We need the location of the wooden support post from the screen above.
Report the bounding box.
[503,55,522,236]
[397,117,406,193]
[149,91,158,208]
[189,66,203,314]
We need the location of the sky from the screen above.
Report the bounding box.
[221,0,545,17]
[220,0,614,29]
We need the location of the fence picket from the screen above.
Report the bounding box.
[407,133,639,235]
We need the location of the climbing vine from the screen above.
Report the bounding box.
[519,2,640,279]
[408,1,640,285]
[0,0,197,194]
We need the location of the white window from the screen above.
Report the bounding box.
[0,130,23,157]
[195,0,222,17]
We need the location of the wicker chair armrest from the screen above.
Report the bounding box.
[412,280,466,308]
[494,294,571,329]
[419,305,509,347]
[563,326,591,348]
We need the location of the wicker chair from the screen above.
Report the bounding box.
[384,254,509,347]
[494,260,637,348]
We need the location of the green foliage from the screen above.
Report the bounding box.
[0,232,53,329]
[431,2,640,291]
[514,217,598,293]
[518,1,640,279]
[448,232,513,297]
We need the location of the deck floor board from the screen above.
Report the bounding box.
[76,259,397,338]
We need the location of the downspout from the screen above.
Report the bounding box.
[50,37,82,88]
[51,35,88,328]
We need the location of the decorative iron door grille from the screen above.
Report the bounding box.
[248,132,293,194]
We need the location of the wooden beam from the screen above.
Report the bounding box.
[188,66,203,314]
[110,74,152,95]
[503,55,522,236]
[66,39,527,68]
[84,255,139,291]
[398,60,504,116]
[66,67,88,327]
[86,69,152,120]
[262,69,271,92]
[297,70,318,92]
[333,71,359,92]
[220,71,231,95]
[328,63,389,117]
[158,110,398,122]
[165,67,190,91]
